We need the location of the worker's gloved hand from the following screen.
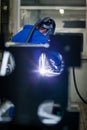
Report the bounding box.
[39,50,64,77]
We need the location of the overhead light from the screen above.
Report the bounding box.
[59,9,64,14]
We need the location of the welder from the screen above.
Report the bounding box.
[11,17,64,76]
[12,17,56,44]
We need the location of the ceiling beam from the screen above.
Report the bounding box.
[20,6,86,10]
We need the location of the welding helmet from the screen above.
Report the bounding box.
[38,17,56,38]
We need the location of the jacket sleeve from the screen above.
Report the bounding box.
[11,25,32,43]
[11,25,49,44]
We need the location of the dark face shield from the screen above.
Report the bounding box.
[38,17,56,39]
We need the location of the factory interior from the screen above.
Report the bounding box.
[0,0,87,130]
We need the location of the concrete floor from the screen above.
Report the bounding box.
[78,102,87,130]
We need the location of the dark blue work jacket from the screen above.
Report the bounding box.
[12,25,48,44]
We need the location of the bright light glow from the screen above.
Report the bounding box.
[39,53,51,76]
[39,53,64,77]
[39,68,47,75]
[59,9,64,14]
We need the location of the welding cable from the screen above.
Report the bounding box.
[72,67,87,104]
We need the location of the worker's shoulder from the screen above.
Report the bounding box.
[23,24,33,29]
